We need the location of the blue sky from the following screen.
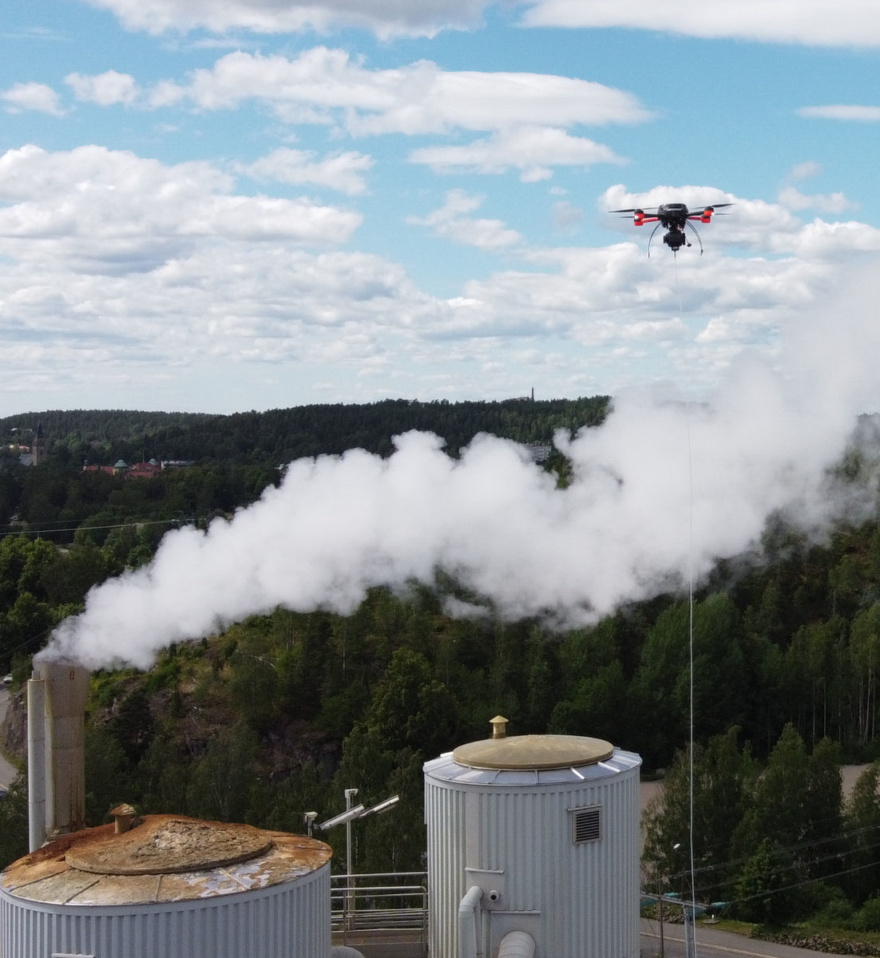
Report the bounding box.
[3,0,880,415]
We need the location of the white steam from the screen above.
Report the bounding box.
[45,263,880,670]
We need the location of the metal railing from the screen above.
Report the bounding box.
[331,871,428,949]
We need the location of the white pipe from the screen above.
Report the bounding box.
[497,931,536,958]
[26,677,46,851]
[459,885,484,958]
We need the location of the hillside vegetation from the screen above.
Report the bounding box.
[1,398,880,929]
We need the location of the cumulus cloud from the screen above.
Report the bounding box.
[798,105,880,121]
[65,70,139,106]
[148,48,653,136]
[552,200,585,233]
[521,0,880,47]
[0,144,361,275]
[81,0,493,38]
[409,125,624,180]
[778,186,856,215]
[242,147,374,195]
[3,162,880,413]
[1,82,65,116]
[408,190,523,250]
[790,161,823,181]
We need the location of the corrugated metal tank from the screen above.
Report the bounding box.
[423,722,642,958]
[0,814,332,958]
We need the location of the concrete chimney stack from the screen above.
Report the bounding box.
[27,660,90,849]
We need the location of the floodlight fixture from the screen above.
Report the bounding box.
[359,794,400,818]
[318,804,366,830]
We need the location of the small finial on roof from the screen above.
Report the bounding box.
[490,715,508,739]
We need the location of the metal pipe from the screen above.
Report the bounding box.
[458,885,484,958]
[26,677,46,851]
[497,931,536,958]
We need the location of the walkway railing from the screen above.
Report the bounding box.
[331,871,428,951]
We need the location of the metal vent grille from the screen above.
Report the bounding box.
[572,806,601,844]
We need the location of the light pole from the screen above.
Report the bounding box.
[316,790,400,935]
[344,787,358,893]
[659,842,681,958]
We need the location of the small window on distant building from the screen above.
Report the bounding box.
[571,806,601,844]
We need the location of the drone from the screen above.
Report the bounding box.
[610,202,733,256]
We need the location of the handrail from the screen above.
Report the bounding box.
[330,871,428,948]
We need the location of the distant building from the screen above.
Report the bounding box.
[82,458,185,478]
[31,424,47,466]
[128,459,162,479]
[525,443,552,464]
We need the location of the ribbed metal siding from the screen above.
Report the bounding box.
[424,752,641,958]
[0,862,330,958]
[425,778,467,958]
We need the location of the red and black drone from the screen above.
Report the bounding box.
[610,202,733,256]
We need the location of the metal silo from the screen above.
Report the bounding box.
[0,813,333,958]
[423,718,642,958]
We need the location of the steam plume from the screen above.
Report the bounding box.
[44,264,880,670]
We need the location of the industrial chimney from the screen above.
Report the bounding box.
[27,659,90,849]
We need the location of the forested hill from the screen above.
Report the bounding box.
[0,396,609,466]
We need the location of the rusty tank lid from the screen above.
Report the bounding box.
[0,815,332,907]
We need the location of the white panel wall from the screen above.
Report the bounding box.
[0,863,330,958]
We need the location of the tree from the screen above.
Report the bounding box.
[737,723,810,855]
[84,725,134,825]
[804,737,843,881]
[366,648,456,757]
[187,722,260,823]
[0,772,28,870]
[843,761,880,904]
[733,838,796,925]
[642,728,756,903]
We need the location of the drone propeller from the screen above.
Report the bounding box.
[609,207,657,214]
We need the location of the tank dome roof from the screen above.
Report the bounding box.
[1,815,331,907]
[453,733,614,771]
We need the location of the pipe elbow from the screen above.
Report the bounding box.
[459,884,484,916]
[497,931,536,958]
[458,886,484,958]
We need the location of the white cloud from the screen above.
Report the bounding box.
[408,190,523,250]
[777,185,856,214]
[0,144,361,275]
[66,70,139,106]
[521,0,880,47]
[1,82,65,116]
[790,161,822,181]
[409,125,624,180]
[243,148,374,195]
[81,0,493,38]
[75,0,880,46]
[798,105,880,121]
[552,200,584,233]
[150,48,653,135]
[4,157,880,412]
